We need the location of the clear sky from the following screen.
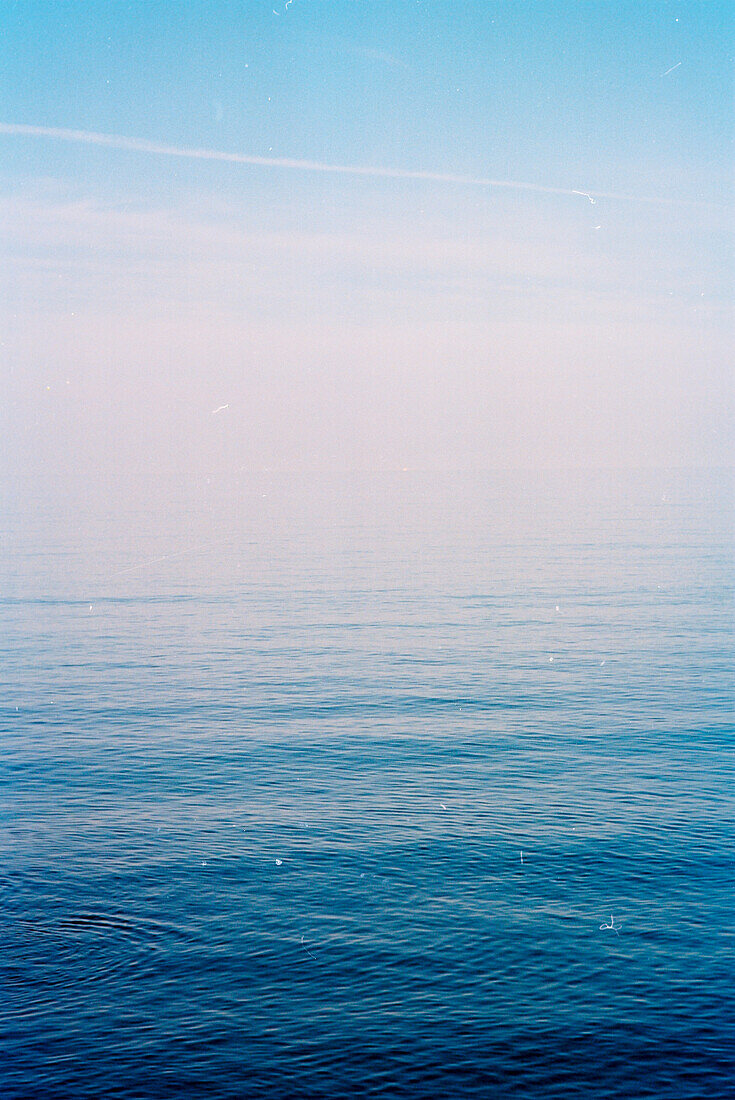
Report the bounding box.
[1,1,733,500]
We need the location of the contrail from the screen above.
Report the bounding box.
[0,121,713,207]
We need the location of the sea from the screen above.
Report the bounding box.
[1,468,733,1099]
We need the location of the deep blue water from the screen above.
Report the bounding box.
[1,470,733,1098]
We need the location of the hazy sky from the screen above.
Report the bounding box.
[1,1,733,501]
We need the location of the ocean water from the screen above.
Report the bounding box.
[1,469,733,1099]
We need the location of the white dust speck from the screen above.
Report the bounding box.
[301,934,316,960]
[600,914,621,935]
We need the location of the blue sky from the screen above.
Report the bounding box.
[1,1,733,493]
[1,1,732,199]
[2,1,732,194]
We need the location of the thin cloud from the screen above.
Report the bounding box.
[0,122,711,207]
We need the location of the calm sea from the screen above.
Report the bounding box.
[2,469,733,1099]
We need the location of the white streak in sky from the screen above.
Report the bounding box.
[110,540,227,577]
[661,61,682,76]
[0,122,712,207]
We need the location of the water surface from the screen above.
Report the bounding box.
[2,469,733,1098]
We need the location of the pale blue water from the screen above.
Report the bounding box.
[1,470,733,1098]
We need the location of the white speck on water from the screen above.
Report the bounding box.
[301,934,316,960]
[275,859,282,866]
[600,914,621,935]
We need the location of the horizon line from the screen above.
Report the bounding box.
[0,121,715,208]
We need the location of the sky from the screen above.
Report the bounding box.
[1,0,733,503]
